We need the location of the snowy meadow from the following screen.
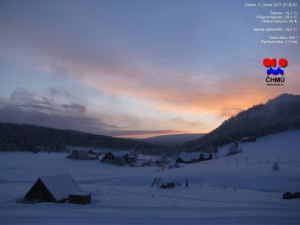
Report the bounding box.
[0,130,300,224]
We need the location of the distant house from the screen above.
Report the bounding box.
[176,152,212,163]
[101,151,135,164]
[20,174,90,203]
[66,150,98,160]
[151,177,175,189]
[176,152,197,163]
[102,152,115,161]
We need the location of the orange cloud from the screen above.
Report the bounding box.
[38,49,299,129]
[86,73,278,118]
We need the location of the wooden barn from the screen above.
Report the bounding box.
[22,174,83,203]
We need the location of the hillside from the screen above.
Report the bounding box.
[182,94,300,152]
[141,133,206,146]
[0,130,299,224]
[0,122,168,154]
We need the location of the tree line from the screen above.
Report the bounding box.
[0,122,169,155]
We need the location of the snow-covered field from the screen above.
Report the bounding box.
[0,130,300,224]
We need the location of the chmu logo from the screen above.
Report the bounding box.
[263,58,287,86]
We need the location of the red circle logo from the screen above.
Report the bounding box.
[278,58,287,67]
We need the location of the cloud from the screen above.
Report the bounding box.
[0,104,114,135]
[46,87,77,100]
[10,87,34,100]
[0,99,189,138]
[0,87,120,135]
[85,71,274,119]
[61,103,86,113]
[171,117,203,127]
[7,87,87,115]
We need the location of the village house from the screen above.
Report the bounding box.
[66,149,98,160]
[176,152,212,164]
[17,174,91,204]
[101,151,135,164]
[176,152,195,163]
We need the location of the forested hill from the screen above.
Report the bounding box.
[0,122,168,154]
[141,133,206,147]
[182,94,300,152]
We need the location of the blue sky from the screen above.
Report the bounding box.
[0,0,299,138]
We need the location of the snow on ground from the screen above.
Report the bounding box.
[0,130,300,224]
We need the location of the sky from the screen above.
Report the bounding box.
[0,0,299,138]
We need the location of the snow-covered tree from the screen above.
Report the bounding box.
[226,142,242,156]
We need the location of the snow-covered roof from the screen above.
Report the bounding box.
[202,153,211,158]
[111,151,134,157]
[178,152,212,162]
[40,174,82,202]
[178,152,201,161]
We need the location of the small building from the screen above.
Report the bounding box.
[67,150,98,160]
[101,151,135,163]
[176,152,195,163]
[69,192,91,205]
[151,177,175,189]
[176,152,212,164]
[101,152,115,161]
[22,174,83,203]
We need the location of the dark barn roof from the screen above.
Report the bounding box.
[25,174,82,202]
